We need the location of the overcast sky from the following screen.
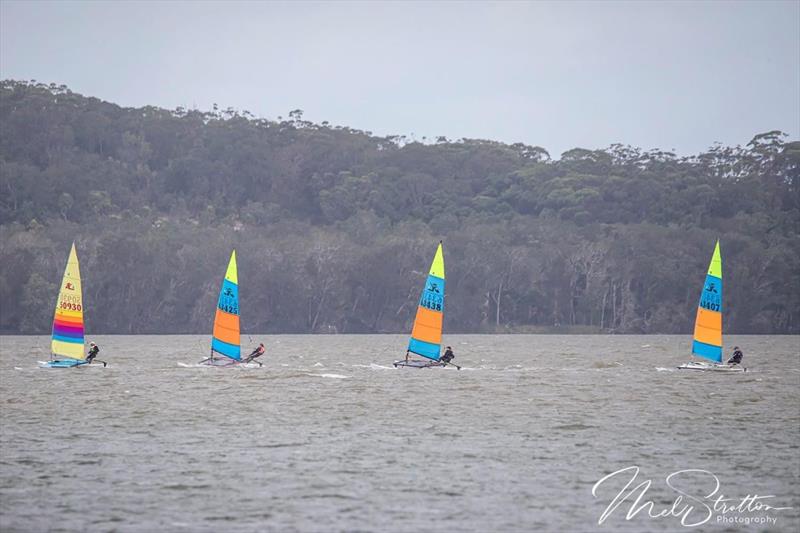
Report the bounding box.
[1,0,798,157]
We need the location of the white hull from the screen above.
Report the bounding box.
[189,356,262,368]
[393,359,445,368]
[677,361,746,373]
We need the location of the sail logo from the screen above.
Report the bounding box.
[65,282,74,290]
[592,466,792,528]
[700,281,721,311]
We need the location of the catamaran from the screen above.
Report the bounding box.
[394,241,458,369]
[40,243,105,368]
[198,250,261,367]
[678,240,745,373]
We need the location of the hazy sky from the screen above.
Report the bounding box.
[1,0,798,157]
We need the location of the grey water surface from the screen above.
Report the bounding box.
[1,335,798,533]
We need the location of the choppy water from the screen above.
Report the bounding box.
[1,335,798,532]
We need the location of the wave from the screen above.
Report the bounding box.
[592,361,623,369]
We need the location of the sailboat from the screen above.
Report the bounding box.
[678,240,745,373]
[198,250,261,367]
[394,241,457,369]
[40,243,104,368]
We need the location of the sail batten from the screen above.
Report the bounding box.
[211,250,241,360]
[691,241,723,362]
[407,243,445,361]
[51,242,85,360]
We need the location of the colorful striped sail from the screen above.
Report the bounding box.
[691,240,723,362]
[407,242,445,361]
[51,242,85,360]
[211,250,241,360]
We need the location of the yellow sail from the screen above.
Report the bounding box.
[51,242,85,360]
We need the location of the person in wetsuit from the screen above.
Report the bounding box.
[441,346,455,364]
[727,346,743,365]
[87,342,99,363]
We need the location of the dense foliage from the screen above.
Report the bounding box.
[1,80,798,335]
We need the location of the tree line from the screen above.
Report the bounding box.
[1,80,798,335]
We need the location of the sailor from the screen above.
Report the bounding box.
[727,346,744,365]
[441,346,455,364]
[246,343,266,361]
[87,342,100,363]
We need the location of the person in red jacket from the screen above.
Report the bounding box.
[245,343,265,362]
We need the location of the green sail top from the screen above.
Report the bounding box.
[707,240,722,278]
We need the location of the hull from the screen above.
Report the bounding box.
[39,359,89,368]
[677,361,746,373]
[200,356,241,367]
[393,359,445,368]
[195,356,261,368]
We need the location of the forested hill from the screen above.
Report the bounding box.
[1,80,798,335]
